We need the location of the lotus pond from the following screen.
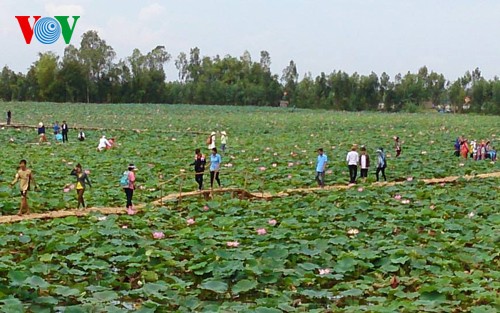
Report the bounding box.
[0,103,498,312]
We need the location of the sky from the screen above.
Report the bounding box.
[2,0,500,82]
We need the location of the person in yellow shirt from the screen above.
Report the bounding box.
[70,163,92,209]
[9,159,34,215]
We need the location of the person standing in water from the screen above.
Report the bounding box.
[394,136,402,157]
[220,131,228,153]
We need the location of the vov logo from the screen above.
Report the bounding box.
[15,16,80,44]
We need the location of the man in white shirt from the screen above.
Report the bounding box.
[346,145,359,184]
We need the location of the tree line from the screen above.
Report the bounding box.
[1,30,500,114]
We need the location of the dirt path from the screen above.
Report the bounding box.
[1,171,499,224]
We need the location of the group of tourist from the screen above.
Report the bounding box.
[315,136,402,187]
[37,121,69,143]
[454,136,497,161]
[189,131,228,191]
[9,159,137,216]
[316,144,389,187]
[7,118,498,217]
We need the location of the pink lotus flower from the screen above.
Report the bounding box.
[288,162,294,167]
[256,228,267,235]
[440,183,446,187]
[186,218,195,225]
[357,187,364,192]
[203,205,210,211]
[318,268,331,275]
[63,188,70,193]
[268,219,277,226]
[394,194,402,200]
[84,169,90,175]
[259,166,266,171]
[288,174,292,179]
[226,241,240,247]
[69,184,75,190]
[407,177,414,182]
[153,232,165,239]
[272,163,277,167]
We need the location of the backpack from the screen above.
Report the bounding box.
[120,171,130,187]
[206,136,212,145]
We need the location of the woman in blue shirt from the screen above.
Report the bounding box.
[209,148,222,188]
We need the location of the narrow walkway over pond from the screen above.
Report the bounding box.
[1,171,499,224]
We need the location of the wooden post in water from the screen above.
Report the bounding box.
[178,175,184,206]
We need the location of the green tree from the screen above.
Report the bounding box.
[79,30,116,103]
[34,52,59,101]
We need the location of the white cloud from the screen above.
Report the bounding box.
[139,3,165,21]
[45,3,85,16]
